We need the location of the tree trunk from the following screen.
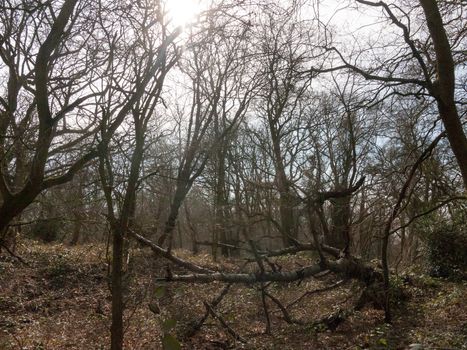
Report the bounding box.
[159,180,191,247]
[70,212,83,246]
[419,0,467,189]
[111,226,124,350]
[328,195,351,251]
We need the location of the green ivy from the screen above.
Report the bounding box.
[425,222,467,280]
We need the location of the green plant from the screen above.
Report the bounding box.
[151,286,182,350]
[42,258,75,289]
[425,219,467,280]
[389,275,410,306]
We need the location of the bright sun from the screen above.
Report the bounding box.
[165,0,201,27]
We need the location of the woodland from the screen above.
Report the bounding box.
[0,0,466,349]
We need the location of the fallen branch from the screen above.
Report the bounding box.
[195,240,250,253]
[155,257,381,286]
[155,262,324,284]
[264,289,303,325]
[131,231,214,274]
[203,301,246,343]
[184,283,232,338]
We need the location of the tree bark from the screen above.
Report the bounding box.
[110,226,124,350]
[420,0,467,188]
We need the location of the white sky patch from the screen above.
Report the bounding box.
[165,0,202,28]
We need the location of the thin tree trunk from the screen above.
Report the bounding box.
[70,213,82,246]
[111,226,124,350]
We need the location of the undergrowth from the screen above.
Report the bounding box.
[0,240,466,349]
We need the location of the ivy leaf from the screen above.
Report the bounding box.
[162,319,177,332]
[155,286,165,299]
[162,334,181,350]
[378,338,388,347]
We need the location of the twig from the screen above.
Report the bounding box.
[389,196,467,235]
[203,301,246,343]
[256,242,340,259]
[380,131,446,322]
[264,290,303,325]
[185,283,232,338]
[0,241,29,266]
[195,240,250,253]
[287,280,346,309]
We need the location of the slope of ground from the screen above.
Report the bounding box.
[0,240,466,349]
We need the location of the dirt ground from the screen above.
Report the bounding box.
[1,240,466,349]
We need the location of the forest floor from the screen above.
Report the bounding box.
[0,240,466,350]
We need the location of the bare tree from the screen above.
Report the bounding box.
[92,1,181,348]
[310,0,467,189]
[0,0,109,246]
[254,3,313,246]
[157,12,257,252]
